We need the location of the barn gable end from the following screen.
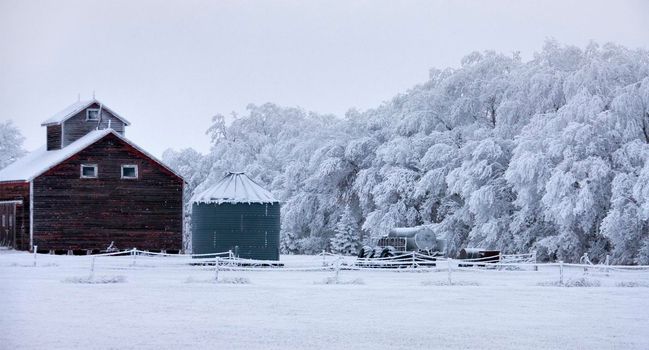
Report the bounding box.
[61,102,126,146]
[32,132,183,252]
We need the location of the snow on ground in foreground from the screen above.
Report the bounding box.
[1,251,648,350]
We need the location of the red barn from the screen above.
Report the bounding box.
[0,99,184,253]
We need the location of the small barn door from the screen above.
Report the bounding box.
[0,202,17,249]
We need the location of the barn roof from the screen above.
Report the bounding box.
[193,172,278,204]
[0,129,183,183]
[41,99,131,126]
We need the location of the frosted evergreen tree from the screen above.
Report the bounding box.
[280,230,299,254]
[638,241,649,265]
[330,205,360,255]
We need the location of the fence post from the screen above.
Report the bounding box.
[605,255,610,276]
[322,250,326,267]
[89,256,96,279]
[580,253,589,275]
[334,257,341,284]
[131,248,137,267]
[559,260,564,286]
[412,251,416,268]
[214,257,220,282]
[33,245,38,267]
[447,258,453,285]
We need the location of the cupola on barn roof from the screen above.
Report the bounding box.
[193,172,278,204]
[41,99,131,126]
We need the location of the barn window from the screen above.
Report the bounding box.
[80,164,98,178]
[86,108,100,121]
[121,165,138,179]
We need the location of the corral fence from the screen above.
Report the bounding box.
[6,247,649,287]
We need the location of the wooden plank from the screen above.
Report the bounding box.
[0,200,23,205]
[47,125,62,150]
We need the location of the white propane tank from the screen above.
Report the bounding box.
[388,225,437,251]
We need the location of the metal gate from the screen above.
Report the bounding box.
[0,202,18,248]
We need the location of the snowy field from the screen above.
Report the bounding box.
[1,250,649,350]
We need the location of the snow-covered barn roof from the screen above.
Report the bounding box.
[193,172,278,204]
[0,129,183,183]
[41,99,131,126]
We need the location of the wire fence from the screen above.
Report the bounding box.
[3,248,649,287]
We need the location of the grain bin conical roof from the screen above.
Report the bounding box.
[193,172,278,204]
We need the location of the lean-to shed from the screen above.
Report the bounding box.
[191,172,280,260]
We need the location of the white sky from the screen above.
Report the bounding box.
[1,0,648,157]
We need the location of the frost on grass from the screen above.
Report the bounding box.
[498,265,523,271]
[112,264,156,270]
[185,276,251,284]
[316,277,364,285]
[538,277,601,287]
[422,280,480,286]
[63,275,126,284]
[9,262,58,267]
[616,281,649,288]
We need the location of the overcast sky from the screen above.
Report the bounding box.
[1,0,648,156]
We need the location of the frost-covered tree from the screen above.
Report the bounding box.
[330,205,360,255]
[201,103,345,254]
[447,137,515,252]
[162,148,210,252]
[191,41,649,262]
[0,120,26,169]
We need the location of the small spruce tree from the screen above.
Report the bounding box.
[638,239,649,265]
[330,205,360,255]
[280,230,299,254]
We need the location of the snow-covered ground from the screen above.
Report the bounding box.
[1,250,648,350]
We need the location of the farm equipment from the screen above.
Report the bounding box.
[356,225,446,268]
[457,248,501,267]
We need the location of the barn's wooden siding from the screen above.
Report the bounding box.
[0,182,30,250]
[46,125,62,151]
[33,133,183,251]
[62,103,126,147]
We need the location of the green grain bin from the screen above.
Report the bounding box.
[191,172,280,260]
